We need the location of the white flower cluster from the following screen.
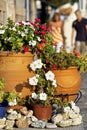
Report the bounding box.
[32,92,47,101]
[30,59,43,71]
[29,40,36,47]
[8,99,17,106]
[0,30,5,34]
[29,70,57,87]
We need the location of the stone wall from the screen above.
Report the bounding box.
[0,0,26,24]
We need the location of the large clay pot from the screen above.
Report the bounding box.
[0,52,34,98]
[33,104,52,120]
[52,67,81,102]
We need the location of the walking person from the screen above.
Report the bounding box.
[72,9,87,55]
[59,3,76,53]
[48,12,64,52]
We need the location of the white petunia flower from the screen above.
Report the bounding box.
[52,80,57,87]
[8,99,17,106]
[32,92,37,99]
[12,27,16,31]
[29,40,36,46]
[32,34,34,37]
[37,36,41,42]
[39,93,47,101]
[21,32,25,37]
[18,31,21,34]
[30,59,43,71]
[30,61,37,71]
[36,59,43,69]
[24,29,28,34]
[29,76,38,85]
[0,30,5,34]
[64,106,71,113]
[45,71,55,81]
[0,25,3,28]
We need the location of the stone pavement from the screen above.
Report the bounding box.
[77,72,87,130]
[13,124,84,130]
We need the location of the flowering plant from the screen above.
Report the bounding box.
[39,43,87,72]
[28,59,57,106]
[0,18,52,54]
[0,78,18,106]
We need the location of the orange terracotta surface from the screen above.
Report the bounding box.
[33,104,52,120]
[0,52,34,98]
[52,67,81,102]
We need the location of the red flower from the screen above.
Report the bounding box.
[34,30,40,35]
[18,22,23,26]
[40,24,47,31]
[52,64,57,69]
[23,46,29,52]
[73,50,80,57]
[35,18,41,23]
[41,31,46,35]
[41,39,46,43]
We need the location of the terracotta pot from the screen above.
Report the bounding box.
[0,52,34,98]
[52,67,81,102]
[33,104,52,120]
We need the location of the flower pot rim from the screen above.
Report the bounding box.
[0,51,33,57]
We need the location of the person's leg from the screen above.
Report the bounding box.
[80,42,86,55]
[75,41,80,52]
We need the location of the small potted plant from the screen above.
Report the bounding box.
[28,59,59,120]
[0,78,19,118]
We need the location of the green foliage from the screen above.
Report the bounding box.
[0,78,18,104]
[39,48,87,73]
[0,78,5,91]
[46,0,78,7]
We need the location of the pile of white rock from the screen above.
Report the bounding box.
[52,101,82,127]
[0,101,82,129]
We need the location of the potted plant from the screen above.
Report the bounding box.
[38,42,87,101]
[28,59,60,120]
[0,18,53,97]
[0,78,19,118]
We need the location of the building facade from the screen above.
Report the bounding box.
[0,0,37,24]
[78,0,87,18]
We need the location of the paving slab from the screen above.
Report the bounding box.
[13,123,84,130]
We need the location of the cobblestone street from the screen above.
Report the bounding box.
[77,72,87,130]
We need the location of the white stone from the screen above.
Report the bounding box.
[31,116,38,122]
[58,119,72,127]
[11,110,18,115]
[5,119,15,128]
[52,114,63,124]
[69,109,78,119]
[17,113,22,119]
[7,113,18,120]
[72,115,82,126]
[26,110,33,118]
[46,123,57,128]
[26,117,32,126]
[7,109,13,113]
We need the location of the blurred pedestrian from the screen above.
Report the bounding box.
[59,3,76,52]
[48,12,64,52]
[72,9,87,55]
